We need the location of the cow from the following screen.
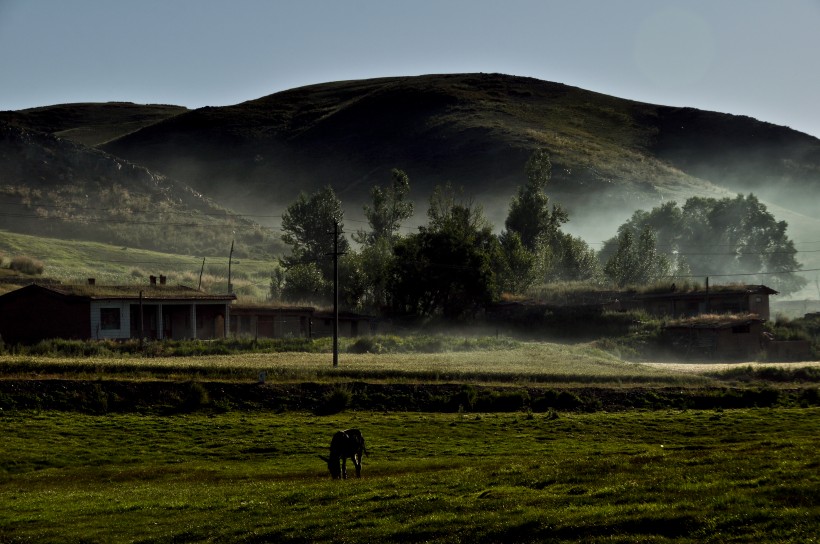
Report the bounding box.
[319,429,368,479]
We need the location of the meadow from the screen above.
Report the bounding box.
[1,409,818,543]
[1,338,819,542]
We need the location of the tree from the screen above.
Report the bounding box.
[604,226,671,287]
[600,194,806,294]
[355,168,414,246]
[280,262,328,303]
[354,169,415,310]
[280,186,349,280]
[549,232,603,283]
[388,185,501,319]
[504,149,568,254]
[497,230,538,294]
[501,149,597,291]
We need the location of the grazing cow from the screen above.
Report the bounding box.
[319,429,368,479]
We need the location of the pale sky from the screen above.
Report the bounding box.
[1,0,819,138]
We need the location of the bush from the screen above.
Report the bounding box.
[181,381,210,411]
[475,389,530,412]
[315,387,351,415]
[9,255,44,275]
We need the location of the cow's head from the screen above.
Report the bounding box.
[318,455,341,479]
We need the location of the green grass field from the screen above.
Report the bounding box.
[1,409,818,543]
[1,339,819,542]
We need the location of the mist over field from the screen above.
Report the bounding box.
[2,73,819,300]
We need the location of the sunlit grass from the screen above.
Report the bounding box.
[0,342,706,385]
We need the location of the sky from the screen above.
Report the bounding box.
[1,0,819,139]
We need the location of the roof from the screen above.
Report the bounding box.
[0,283,236,302]
[231,304,314,314]
[634,284,778,300]
[664,313,765,330]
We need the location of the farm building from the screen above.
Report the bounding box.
[625,284,777,320]
[0,281,235,345]
[663,316,766,360]
[229,304,377,339]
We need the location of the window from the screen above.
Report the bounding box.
[100,308,121,330]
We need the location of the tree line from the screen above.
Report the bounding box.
[270,150,806,317]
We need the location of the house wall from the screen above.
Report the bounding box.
[747,294,771,320]
[666,322,764,360]
[94,301,228,341]
[91,301,132,340]
[713,322,764,359]
[0,287,90,344]
[229,309,312,338]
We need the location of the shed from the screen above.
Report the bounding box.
[627,285,777,320]
[663,316,766,360]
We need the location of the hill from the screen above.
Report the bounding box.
[93,73,820,235]
[4,74,820,292]
[0,123,283,258]
[0,102,187,147]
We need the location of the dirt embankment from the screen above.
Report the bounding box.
[1,379,817,414]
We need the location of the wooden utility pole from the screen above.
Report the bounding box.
[139,290,144,349]
[227,240,234,294]
[198,257,206,291]
[333,221,339,368]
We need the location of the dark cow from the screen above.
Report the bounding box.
[319,429,368,479]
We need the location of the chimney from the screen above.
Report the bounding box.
[159,275,167,285]
[150,275,157,286]
[87,278,95,286]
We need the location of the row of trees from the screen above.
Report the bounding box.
[271,151,805,317]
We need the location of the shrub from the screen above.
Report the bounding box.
[475,389,530,412]
[182,381,210,411]
[10,255,44,275]
[315,386,351,415]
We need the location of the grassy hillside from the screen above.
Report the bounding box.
[0,230,275,300]
[0,124,284,258]
[0,102,186,146]
[97,73,820,229]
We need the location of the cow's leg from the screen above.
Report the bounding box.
[354,452,362,478]
[341,457,348,479]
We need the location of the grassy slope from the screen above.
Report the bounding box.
[98,73,820,223]
[0,122,283,259]
[0,230,274,299]
[0,102,188,146]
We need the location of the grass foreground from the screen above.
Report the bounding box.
[1,409,818,543]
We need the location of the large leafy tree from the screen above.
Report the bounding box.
[601,194,805,294]
[280,186,349,280]
[388,184,501,318]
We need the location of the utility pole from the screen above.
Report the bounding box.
[228,240,235,294]
[333,221,340,368]
[226,240,234,338]
[198,257,206,291]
